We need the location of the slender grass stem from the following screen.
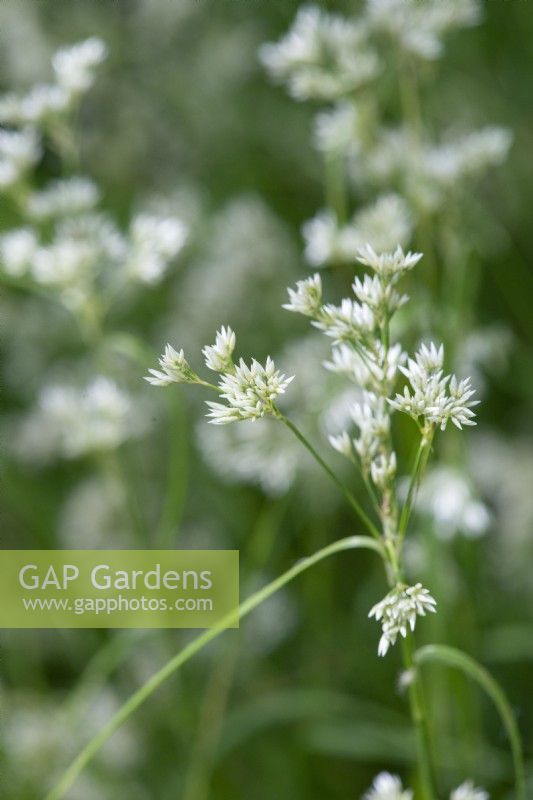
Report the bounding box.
[398,429,434,542]
[45,535,384,800]
[276,412,382,540]
[401,636,437,800]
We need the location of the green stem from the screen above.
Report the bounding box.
[277,412,381,540]
[156,393,189,547]
[44,535,383,800]
[398,429,434,541]
[415,644,526,800]
[401,636,437,800]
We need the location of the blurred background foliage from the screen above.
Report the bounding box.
[0,1,532,799]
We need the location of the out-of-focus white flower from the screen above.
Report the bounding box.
[417,466,490,540]
[314,102,362,154]
[369,582,437,656]
[202,326,236,372]
[26,177,100,220]
[363,126,512,211]
[0,127,40,188]
[197,416,300,495]
[145,344,199,386]
[259,5,380,101]
[52,37,107,96]
[283,273,322,317]
[450,781,489,800]
[366,0,481,60]
[363,771,413,800]
[389,342,478,430]
[303,196,412,267]
[0,84,70,125]
[206,357,293,424]
[16,377,136,460]
[0,228,38,277]
[370,451,397,490]
[127,213,188,284]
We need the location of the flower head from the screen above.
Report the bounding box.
[283,273,322,317]
[202,326,236,372]
[357,244,422,280]
[389,342,478,430]
[260,6,380,101]
[363,771,413,800]
[52,37,107,96]
[206,357,293,424]
[450,781,489,800]
[144,345,199,386]
[369,583,437,656]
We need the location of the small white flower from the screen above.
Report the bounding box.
[259,6,380,101]
[283,273,322,317]
[363,771,413,800]
[26,177,99,220]
[314,102,361,154]
[202,326,236,372]
[369,583,437,656]
[450,780,489,800]
[0,228,39,277]
[206,357,294,425]
[314,299,375,344]
[127,213,188,284]
[52,37,107,96]
[0,84,70,125]
[328,431,353,459]
[366,0,481,60]
[0,128,41,189]
[145,344,199,386]
[350,393,390,464]
[370,451,397,490]
[357,244,422,280]
[352,273,408,318]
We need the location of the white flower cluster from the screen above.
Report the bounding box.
[366,0,481,60]
[126,213,188,284]
[16,377,136,461]
[450,782,489,800]
[206,357,293,424]
[0,128,40,190]
[303,195,412,267]
[389,342,479,430]
[369,583,437,656]
[146,328,294,425]
[364,126,512,212]
[363,772,412,800]
[25,177,100,220]
[417,466,490,540]
[362,774,488,800]
[259,6,380,101]
[0,37,106,126]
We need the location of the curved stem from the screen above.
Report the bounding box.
[45,535,384,800]
[277,412,381,540]
[414,644,526,800]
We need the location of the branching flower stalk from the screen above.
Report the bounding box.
[145,242,483,798]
